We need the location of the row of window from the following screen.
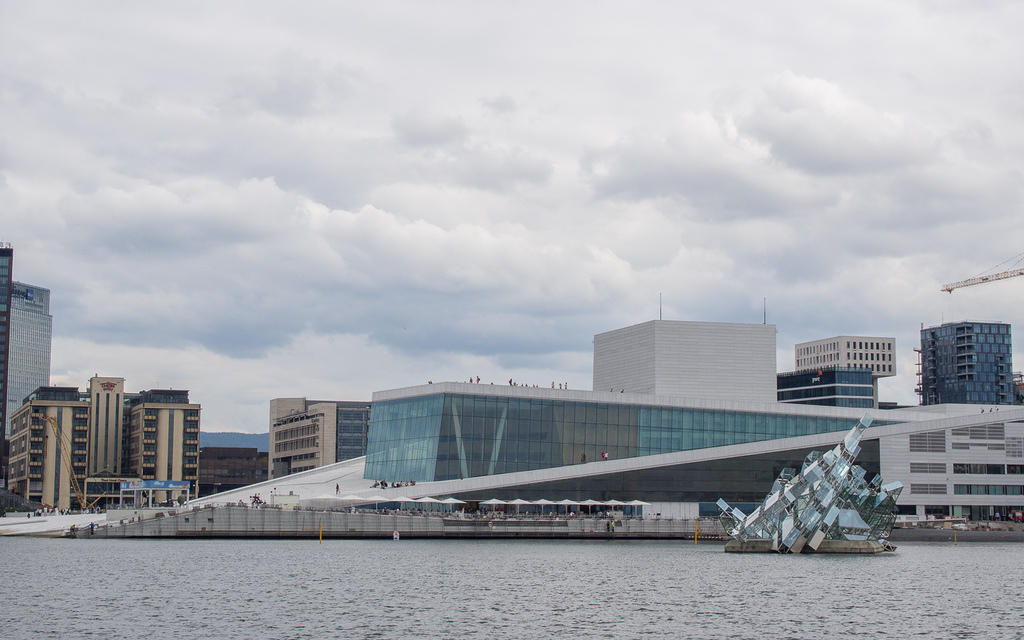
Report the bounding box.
[954,485,1024,495]
[275,437,318,452]
[912,463,1024,475]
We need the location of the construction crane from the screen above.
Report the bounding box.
[941,252,1024,293]
[42,415,89,510]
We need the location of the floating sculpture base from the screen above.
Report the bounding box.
[724,539,892,554]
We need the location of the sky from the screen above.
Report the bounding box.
[2,2,1023,432]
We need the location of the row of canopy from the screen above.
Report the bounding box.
[479,498,651,506]
[332,495,465,505]
[319,495,651,507]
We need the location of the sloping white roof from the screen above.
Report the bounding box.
[188,405,1024,508]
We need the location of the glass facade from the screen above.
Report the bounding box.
[920,322,1014,405]
[6,282,52,438]
[0,249,12,441]
[335,402,372,463]
[365,392,888,483]
[776,367,873,408]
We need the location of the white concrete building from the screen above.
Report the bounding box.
[795,335,896,378]
[593,320,777,402]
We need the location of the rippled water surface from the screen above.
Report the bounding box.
[2,537,1023,639]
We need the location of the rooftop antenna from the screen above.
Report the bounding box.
[763,297,767,325]
[659,292,662,320]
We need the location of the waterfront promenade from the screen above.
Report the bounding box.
[90,505,727,540]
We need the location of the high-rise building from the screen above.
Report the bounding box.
[0,244,13,484]
[919,321,1014,405]
[87,376,125,476]
[6,282,53,437]
[269,398,371,479]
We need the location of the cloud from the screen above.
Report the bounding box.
[392,113,468,147]
[3,2,1024,424]
[741,72,937,174]
[582,113,834,217]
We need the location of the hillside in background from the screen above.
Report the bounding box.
[200,431,269,452]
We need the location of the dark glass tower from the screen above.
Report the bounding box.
[0,245,12,484]
[920,321,1014,405]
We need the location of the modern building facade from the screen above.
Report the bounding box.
[123,389,200,502]
[919,321,1014,405]
[87,376,125,476]
[197,381,1024,523]
[5,282,52,440]
[7,379,199,509]
[198,446,268,496]
[269,398,371,479]
[0,245,13,484]
[795,335,895,407]
[593,320,777,402]
[795,335,896,376]
[777,367,874,408]
[7,386,89,509]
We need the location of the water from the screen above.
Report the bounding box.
[2,538,1022,639]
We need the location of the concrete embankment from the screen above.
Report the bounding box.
[890,527,1024,543]
[88,506,725,540]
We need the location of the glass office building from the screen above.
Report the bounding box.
[919,321,1014,405]
[6,282,52,438]
[776,367,874,408]
[364,390,890,483]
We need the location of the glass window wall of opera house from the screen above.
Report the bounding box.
[363,392,892,483]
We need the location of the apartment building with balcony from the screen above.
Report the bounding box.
[919,321,1014,405]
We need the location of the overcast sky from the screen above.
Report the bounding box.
[3,2,1023,432]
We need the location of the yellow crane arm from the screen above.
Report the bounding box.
[43,415,88,510]
[941,267,1024,293]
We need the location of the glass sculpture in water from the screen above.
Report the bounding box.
[717,415,902,553]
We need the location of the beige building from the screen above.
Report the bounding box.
[794,335,896,377]
[7,380,200,509]
[8,387,90,509]
[269,398,338,478]
[87,376,125,476]
[124,389,200,503]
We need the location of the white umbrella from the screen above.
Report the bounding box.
[415,496,442,514]
[579,498,601,515]
[556,498,579,516]
[480,498,506,505]
[604,499,626,506]
[626,499,650,517]
[440,497,465,513]
[531,498,555,515]
[507,498,530,516]
[390,496,419,511]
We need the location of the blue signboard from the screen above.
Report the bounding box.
[120,480,190,491]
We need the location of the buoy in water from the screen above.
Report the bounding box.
[393,530,400,540]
